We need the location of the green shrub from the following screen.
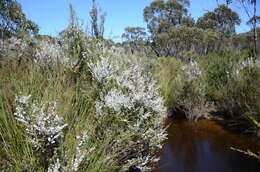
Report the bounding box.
[199,52,260,122]
[151,57,208,120]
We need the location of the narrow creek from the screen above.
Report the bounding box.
[154,119,260,172]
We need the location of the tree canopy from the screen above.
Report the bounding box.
[122,27,147,54]
[0,0,39,39]
[196,4,241,35]
[143,0,190,36]
[122,27,146,42]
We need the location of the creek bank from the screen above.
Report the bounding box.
[168,106,260,138]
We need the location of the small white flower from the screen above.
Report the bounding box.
[15,95,31,105]
[47,158,61,172]
[71,132,94,172]
[180,60,202,82]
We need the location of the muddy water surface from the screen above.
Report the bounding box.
[155,120,260,172]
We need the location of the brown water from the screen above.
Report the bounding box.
[155,120,260,172]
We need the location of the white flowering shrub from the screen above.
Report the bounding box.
[14,95,67,170]
[0,37,30,63]
[232,58,260,79]
[5,37,28,53]
[14,95,67,151]
[58,25,88,70]
[58,25,86,52]
[14,94,98,171]
[180,60,202,83]
[177,60,208,120]
[88,52,167,171]
[58,25,117,74]
[35,40,67,67]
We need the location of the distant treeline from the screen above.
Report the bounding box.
[121,0,259,58]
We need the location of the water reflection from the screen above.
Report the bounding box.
[155,120,260,172]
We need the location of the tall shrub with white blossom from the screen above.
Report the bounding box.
[35,40,68,68]
[88,53,167,171]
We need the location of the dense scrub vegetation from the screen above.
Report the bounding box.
[0,0,259,171]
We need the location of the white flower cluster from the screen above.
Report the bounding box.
[88,53,167,170]
[232,58,260,78]
[47,158,61,172]
[88,55,120,84]
[103,89,132,112]
[0,37,27,50]
[0,37,28,58]
[180,60,202,82]
[127,155,160,171]
[46,132,94,172]
[71,133,89,172]
[93,62,166,124]
[35,40,67,67]
[14,95,67,151]
[59,25,86,45]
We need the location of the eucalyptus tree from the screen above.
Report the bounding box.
[143,0,190,56]
[0,0,39,39]
[197,4,241,35]
[181,16,196,27]
[143,0,190,36]
[226,0,258,54]
[89,0,106,39]
[122,27,147,54]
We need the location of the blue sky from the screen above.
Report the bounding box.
[17,0,258,42]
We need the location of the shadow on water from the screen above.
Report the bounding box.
[155,119,260,172]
